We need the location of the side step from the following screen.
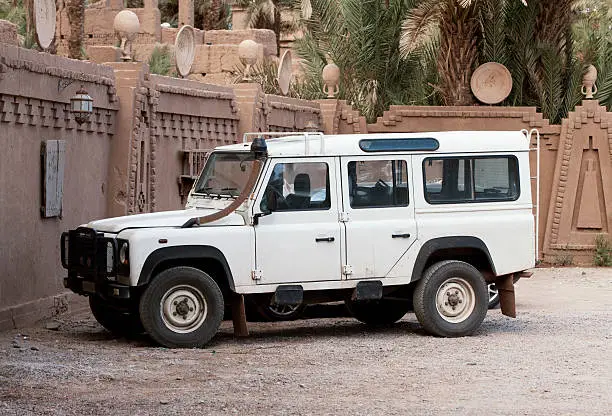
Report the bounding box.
[272,285,303,305]
[351,280,383,301]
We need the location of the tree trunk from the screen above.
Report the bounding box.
[66,0,84,59]
[23,0,34,43]
[203,0,222,30]
[437,1,480,105]
[273,0,281,57]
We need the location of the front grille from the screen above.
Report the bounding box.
[64,227,116,279]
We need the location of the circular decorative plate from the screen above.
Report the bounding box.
[33,0,56,50]
[175,25,196,78]
[470,62,513,104]
[277,50,293,96]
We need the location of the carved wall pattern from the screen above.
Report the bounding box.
[0,94,116,135]
[543,100,612,262]
[124,71,241,214]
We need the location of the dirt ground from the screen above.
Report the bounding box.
[0,267,611,416]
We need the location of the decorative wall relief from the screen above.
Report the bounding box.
[543,100,612,262]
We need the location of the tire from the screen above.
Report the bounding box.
[487,283,500,309]
[89,296,144,336]
[413,260,488,337]
[139,267,224,348]
[345,298,410,326]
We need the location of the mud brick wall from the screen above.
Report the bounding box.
[0,44,118,328]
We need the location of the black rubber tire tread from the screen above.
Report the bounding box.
[89,296,144,336]
[139,267,224,348]
[413,260,488,337]
[345,298,410,326]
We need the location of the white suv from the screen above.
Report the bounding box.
[61,131,535,348]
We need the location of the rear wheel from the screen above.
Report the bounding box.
[487,283,500,309]
[345,298,410,326]
[413,260,488,337]
[139,267,224,348]
[89,296,143,336]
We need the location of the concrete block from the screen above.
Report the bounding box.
[87,46,122,64]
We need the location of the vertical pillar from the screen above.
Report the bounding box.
[231,83,265,139]
[178,0,194,27]
[315,99,340,135]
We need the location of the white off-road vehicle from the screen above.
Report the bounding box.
[61,131,536,348]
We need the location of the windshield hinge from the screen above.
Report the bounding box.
[251,269,262,281]
[342,265,353,276]
[339,212,350,222]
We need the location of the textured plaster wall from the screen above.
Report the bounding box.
[0,45,118,327]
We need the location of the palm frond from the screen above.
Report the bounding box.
[399,0,440,58]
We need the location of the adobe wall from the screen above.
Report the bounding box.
[0,44,118,329]
[106,68,322,216]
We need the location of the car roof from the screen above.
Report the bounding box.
[214,131,530,157]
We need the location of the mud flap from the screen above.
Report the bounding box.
[231,294,249,337]
[495,274,516,318]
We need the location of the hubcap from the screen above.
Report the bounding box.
[435,277,476,323]
[160,285,207,334]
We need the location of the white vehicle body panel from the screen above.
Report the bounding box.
[252,157,343,284]
[68,131,535,296]
[339,155,418,279]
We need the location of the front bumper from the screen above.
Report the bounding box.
[63,275,132,299]
[61,227,132,299]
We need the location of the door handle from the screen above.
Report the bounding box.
[391,233,411,239]
[315,236,335,242]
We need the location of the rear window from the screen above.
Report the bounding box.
[423,156,520,204]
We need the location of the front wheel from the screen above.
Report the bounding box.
[413,260,488,337]
[139,267,224,348]
[89,296,144,336]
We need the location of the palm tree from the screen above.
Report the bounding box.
[401,0,583,122]
[238,0,311,56]
[294,0,438,122]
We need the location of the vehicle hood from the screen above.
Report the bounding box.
[87,208,245,233]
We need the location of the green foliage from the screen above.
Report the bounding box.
[158,0,231,29]
[593,234,612,266]
[0,0,26,36]
[148,45,176,76]
[295,0,438,122]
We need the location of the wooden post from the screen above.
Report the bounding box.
[231,294,249,337]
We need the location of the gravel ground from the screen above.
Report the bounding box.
[0,267,611,416]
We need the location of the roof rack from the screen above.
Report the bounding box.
[242,131,325,156]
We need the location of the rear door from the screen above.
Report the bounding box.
[340,156,417,279]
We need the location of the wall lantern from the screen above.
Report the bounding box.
[70,86,93,125]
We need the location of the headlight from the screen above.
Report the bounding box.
[119,242,129,265]
[106,241,114,274]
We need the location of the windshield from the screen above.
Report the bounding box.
[193,152,257,198]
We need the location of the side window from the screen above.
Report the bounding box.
[347,160,409,208]
[260,162,330,212]
[423,156,520,204]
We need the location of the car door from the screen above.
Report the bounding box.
[253,157,342,284]
[340,156,418,279]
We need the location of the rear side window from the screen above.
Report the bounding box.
[423,156,520,204]
[348,160,409,208]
